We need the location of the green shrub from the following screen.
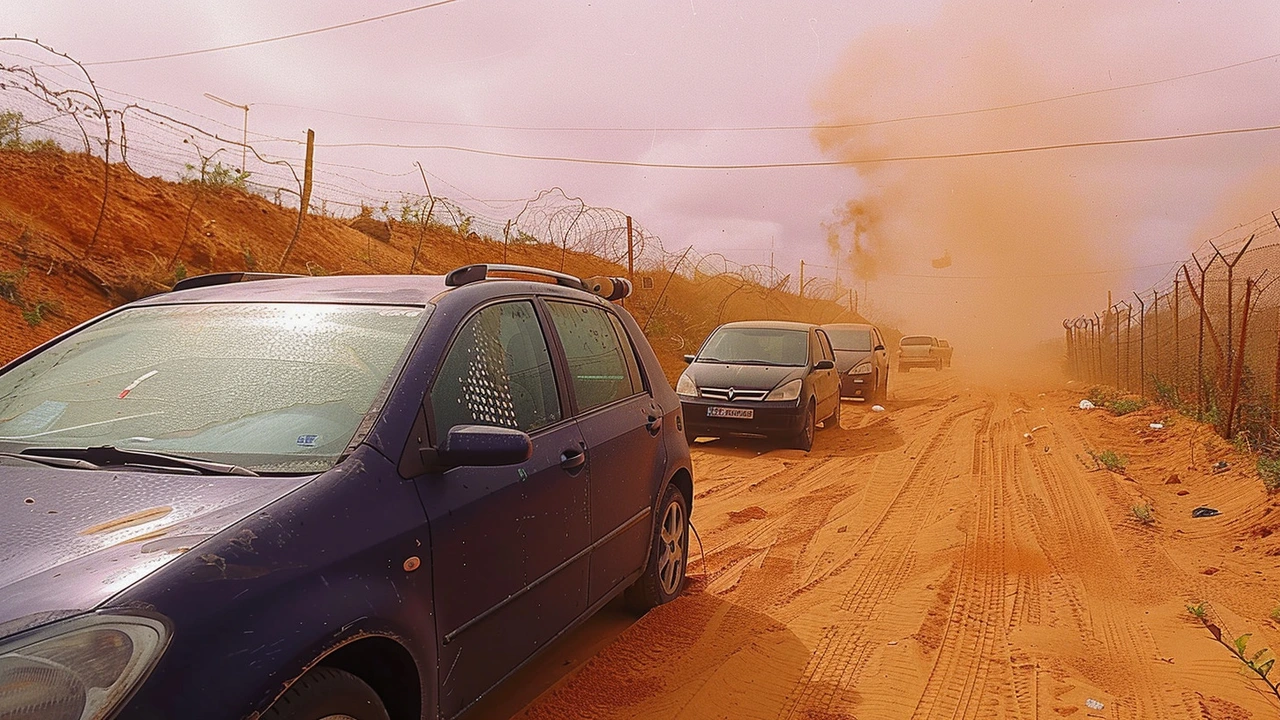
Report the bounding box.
[1258,456,1280,494]
[1132,504,1154,525]
[1107,397,1147,416]
[1090,449,1128,474]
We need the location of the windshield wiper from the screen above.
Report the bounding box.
[0,452,101,470]
[20,446,259,477]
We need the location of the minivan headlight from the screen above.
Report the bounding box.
[850,362,873,375]
[765,379,803,402]
[675,373,697,397]
[0,613,169,720]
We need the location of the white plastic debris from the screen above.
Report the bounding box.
[1149,422,1164,430]
[1030,424,1050,433]
[1085,698,1104,711]
[1078,399,1096,410]
[871,404,885,412]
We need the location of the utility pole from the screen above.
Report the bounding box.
[626,215,634,287]
[278,128,314,272]
[799,260,805,299]
[204,92,250,171]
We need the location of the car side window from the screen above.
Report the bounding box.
[431,301,561,437]
[545,301,638,412]
[816,330,835,361]
[607,312,646,392]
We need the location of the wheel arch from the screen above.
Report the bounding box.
[310,635,422,720]
[668,465,694,513]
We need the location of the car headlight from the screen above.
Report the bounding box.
[0,613,169,720]
[849,362,873,375]
[675,373,697,397]
[765,379,803,402]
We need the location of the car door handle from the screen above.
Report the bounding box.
[646,415,663,435]
[560,449,586,471]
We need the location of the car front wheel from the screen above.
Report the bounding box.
[262,667,389,720]
[626,482,690,612]
[792,400,816,451]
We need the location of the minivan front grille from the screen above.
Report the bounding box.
[700,386,769,402]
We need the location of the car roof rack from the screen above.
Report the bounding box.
[445,264,588,290]
[171,272,304,292]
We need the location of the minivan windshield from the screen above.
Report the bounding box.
[824,327,872,352]
[697,327,808,367]
[0,302,428,474]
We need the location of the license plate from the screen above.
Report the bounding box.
[708,406,753,419]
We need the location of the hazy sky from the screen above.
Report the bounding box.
[7,1,1280,347]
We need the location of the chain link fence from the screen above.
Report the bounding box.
[1065,213,1280,449]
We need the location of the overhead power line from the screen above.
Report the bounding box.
[256,48,1280,134]
[73,0,461,67]
[887,259,1183,280]
[313,122,1280,169]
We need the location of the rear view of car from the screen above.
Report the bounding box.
[898,334,943,371]
[676,321,841,451]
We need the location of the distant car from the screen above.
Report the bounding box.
[676,321,841,451]
[0,264,693,720]
[898,334,945,371]
[822,322,888,403]
[937,339,954,367]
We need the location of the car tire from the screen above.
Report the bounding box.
[821,396,841,430]
[792,400,816,451]
[625,482,690,612]
[261,667,389,720]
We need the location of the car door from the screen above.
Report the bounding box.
[542,299,665,607]
[871,328,888,378]
[413,299,590,717]
[813,328,840,417]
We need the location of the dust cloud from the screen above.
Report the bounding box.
[810,1,1161,381]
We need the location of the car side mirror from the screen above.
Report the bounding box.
[813,359,835,370]
[438,425,532,467]
[874,344,885,352]
[683,354,696,363]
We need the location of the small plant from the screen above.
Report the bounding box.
[0,111,61,152]
[1107,397,1146,416]
[170,261,187,284]
[0,266,28,305]
[1258,456,1280,494]
[305,261,330,277]
[242,245,259,271]
[1131,504,1154,525]
[1270,606,1280,622]
[181,160,250,189]
[1089,449,1128,474]
[20,300,57,327]
[1188,606,1280,703]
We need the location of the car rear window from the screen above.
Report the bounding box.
[0,302,427,473]
[825,327,872,352]
[697,328,808,367]
[900,336,934,346]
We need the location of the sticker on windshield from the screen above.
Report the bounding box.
[2,400,68,435]
[296,434,320,448]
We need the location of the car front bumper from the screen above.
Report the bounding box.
[839,373,874,399]
[680,396,807,438]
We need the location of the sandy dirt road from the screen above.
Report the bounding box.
[483,369,1280,719]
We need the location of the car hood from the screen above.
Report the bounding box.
[685,362,804,391]
[0,465,312,635]
[833,350,872,373]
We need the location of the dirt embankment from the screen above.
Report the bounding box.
[513,370,1280,719]
[0,149,858,381]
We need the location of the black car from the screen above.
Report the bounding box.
[822,322,889,403]
[0,264,693,720]
[676,321,841,451]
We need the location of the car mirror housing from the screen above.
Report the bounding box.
[813,359,835,370]
[438,425,532,467]
[874,344,885,352]
[683,354,696,363]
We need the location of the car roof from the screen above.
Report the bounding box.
[821,322,876,331]
[132,274,453,307]
[717,320,815,331]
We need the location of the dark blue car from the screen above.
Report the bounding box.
[0,264,693,720]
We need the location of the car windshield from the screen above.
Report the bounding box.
[0,302,428,474]
[824,327,872,352]
[901,336,934,346]
[698,328,808,367]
